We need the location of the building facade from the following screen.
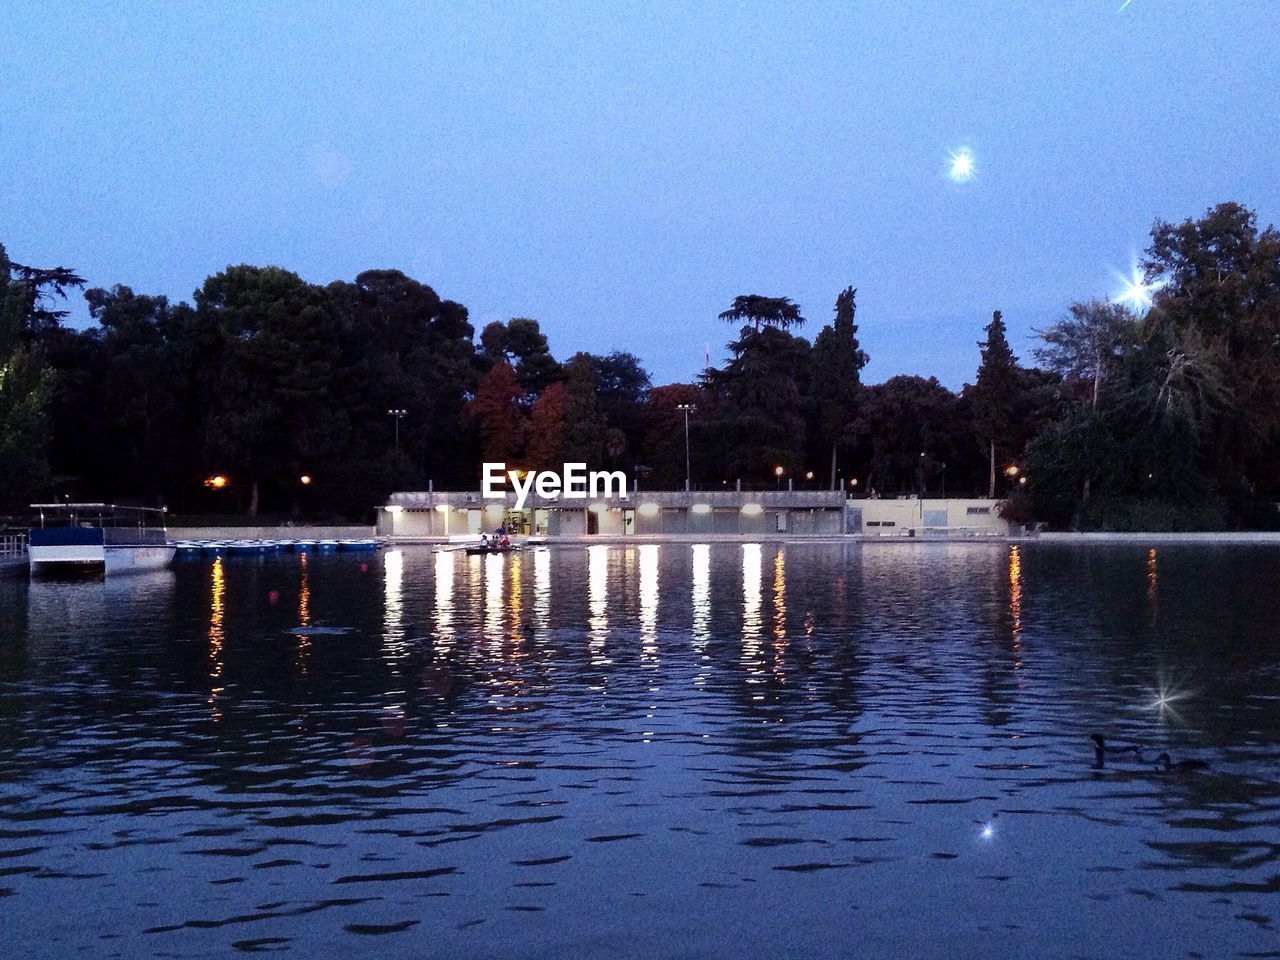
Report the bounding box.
[378,490,1015,539]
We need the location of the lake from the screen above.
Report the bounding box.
[2,542,1278,958]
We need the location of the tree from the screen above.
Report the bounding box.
[704,325,810,480]
[852,376,971,495]
[559,353,608,464]
[718,294,805,332]
[1142,201,1280,494]
[1034,299,1135,410]
[194,265,344,515]
[524,382,568,470]
[968,310,1020,497]
[480,317,562,395]
[642,383,710,488]
[811,286,868,489]
[0,244,83,506]
[469,361,527,464]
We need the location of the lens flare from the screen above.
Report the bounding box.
[948,147,976,183]
[1115,265,1163,312]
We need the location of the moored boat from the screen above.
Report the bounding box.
[28,504,176,576]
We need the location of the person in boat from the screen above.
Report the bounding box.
[500,533,511,548]
[479,533,490,550]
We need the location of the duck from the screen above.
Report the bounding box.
[1090,733,1144,766]
[1154,752,1209,772]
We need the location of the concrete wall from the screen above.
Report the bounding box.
[854,498,1010,536]
[172,525,375,540]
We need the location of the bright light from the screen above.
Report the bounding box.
[805,471,814,480]
[1116,265,1164,312]
[385,505,403,513]
[434,504,449,513]
[299,474,312,486]
[981,822,995,841]
[638,502,660,518]
[850,478,858,487]
[588,503,608,514]
[742,503,763,516]
[1005,465,1019,477]
[691,503,712,515]
[774,466,784,478]
[948,147,976,183]
[204,475,228,490]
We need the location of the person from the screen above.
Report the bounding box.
[500,533,511,548]
[479,533,490,549]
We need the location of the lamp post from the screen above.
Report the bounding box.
[774,465,784,490]
[387,409,407,455]
[677,403,696,492]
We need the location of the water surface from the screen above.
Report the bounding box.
[2,542,1278,958]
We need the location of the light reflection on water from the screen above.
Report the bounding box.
[2,541,1280,959]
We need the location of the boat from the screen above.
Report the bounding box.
[27,504,176,576]
[464,542,518,556]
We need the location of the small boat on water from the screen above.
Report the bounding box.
[464,543,519,556]
[28,503,175,576]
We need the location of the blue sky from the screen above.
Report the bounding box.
[3,0,1277,387]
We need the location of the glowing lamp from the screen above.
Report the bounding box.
[299,474,312,486]
[204,475,229,490]
[637,502,660,518]
[741,503,763,516]
[588,503,608,514]
[691,503,712,515]
[434,504,450,513]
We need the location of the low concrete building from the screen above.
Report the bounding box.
[378,490,1014,539]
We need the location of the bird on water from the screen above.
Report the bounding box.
[1154,752,1209,772]
[1090,733,1144,767]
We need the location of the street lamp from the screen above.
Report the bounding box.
[774,465,784,490]
[677,403,696,491]
[387,409,408,455]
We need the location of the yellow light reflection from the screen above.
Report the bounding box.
[434,548,455,655]
[639,544,659,666]
[208,556,225,716]
[507,550,524,643]
[1008,544,1023,650]
[772,547,788,680]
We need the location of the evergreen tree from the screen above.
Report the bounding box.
[969,310,1019,497]
[811,286,868,489]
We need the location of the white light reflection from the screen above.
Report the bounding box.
[639,544,659,666]
[384,549,405,653]
[588,545,611,666]
[691,544,711,651]
[742,543,763,687]
[484,552,505,648]
[434,549,455,655]
[534,547,551,632]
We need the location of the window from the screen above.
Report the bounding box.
[966,506,991,516]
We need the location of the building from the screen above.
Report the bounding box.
[377,490,1015,539]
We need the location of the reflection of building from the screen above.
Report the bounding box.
[378,490,1014,540]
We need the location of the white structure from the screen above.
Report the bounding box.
[379,491,1014,540]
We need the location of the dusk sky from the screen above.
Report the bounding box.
[4,0,1278,388]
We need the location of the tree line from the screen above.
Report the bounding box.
[2,200,1278,529]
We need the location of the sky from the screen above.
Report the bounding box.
[3,0,1278,389]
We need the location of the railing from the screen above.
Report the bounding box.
[0,532,28,558]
